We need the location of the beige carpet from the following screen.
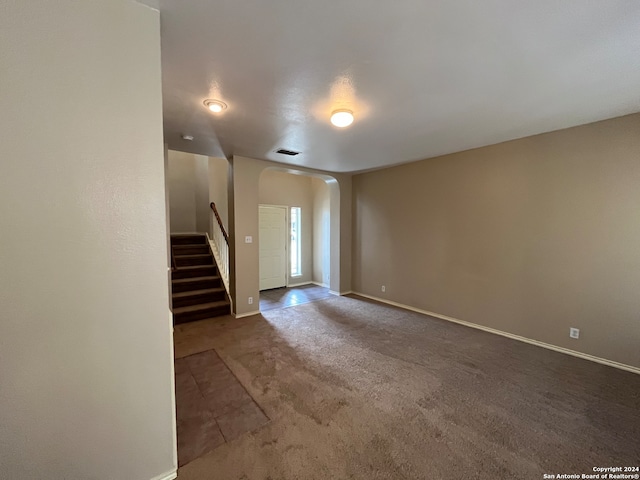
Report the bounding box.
[174,295,640,480]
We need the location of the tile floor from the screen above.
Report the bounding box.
[175,349,269,467]
[174,284,331,467]
[259,283,332,311]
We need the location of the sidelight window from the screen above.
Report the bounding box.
[290,207,301,276]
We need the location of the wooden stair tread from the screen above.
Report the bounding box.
[171,234,228,323]
[173,265,215,271]
[172,275,220,284]
[172,246,208,252]
[170,235,207,243]
[172,288,224,298]
[173,300,230,314]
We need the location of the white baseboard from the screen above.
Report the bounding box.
[234,309,261,319]
[330,290,353,296]
[312,281,329,288]
[288,281,312,287]
[150,469,177,480]
[352,291,640,375]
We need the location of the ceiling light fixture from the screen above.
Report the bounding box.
[203,99,227,113]
[330,109,354,128]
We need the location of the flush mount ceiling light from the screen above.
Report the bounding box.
[330,109,354,128]
[203,99,227,113]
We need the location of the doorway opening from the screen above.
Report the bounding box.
[257,169,335,311]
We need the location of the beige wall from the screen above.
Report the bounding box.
[194,156,210,233]
[312,177,331,286]
[231,156,352,316]
[209,157,230,232]
[259,170,314,285]
[0,1,176,479]
[352,113,640,369]
[168,151,195,232]
[167,150,209,233]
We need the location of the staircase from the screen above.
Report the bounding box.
[171,234,231,324]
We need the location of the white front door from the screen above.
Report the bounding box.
[259,205,287,290]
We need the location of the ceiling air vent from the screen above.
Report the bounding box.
[275,148,300,156]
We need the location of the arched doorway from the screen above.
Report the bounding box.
[228,156,350,318]
[256,169,337,311]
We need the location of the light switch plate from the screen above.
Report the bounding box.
[245,236,253,243]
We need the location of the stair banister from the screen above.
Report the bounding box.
[208,202,231,298]
[210,202,228,245]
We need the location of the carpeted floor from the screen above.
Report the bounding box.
[173,295,640,480]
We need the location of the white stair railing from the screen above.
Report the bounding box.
[208,202,230,297]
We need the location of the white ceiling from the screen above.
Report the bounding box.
[142,0,640,173]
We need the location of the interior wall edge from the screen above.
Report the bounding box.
[149,469,177,480]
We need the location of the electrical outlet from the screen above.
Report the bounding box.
[381,285,386,293]
[569,327,580,339]
[245,236,253,243]
[248,297,253,305]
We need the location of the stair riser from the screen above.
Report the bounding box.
[172,279,221,293]
[172,291,226,308]
[171,236,207,246]
[175,256,213,267]
[174,306,231,324]
[172,266,218,279]
[172,245,209,255]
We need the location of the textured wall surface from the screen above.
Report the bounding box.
[0,1,176,478]
[209,157,230,231]
[167,150,209,234]
[353,113,640,368]
[312,177,331,286]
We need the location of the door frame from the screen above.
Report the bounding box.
[258,204,291,289]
